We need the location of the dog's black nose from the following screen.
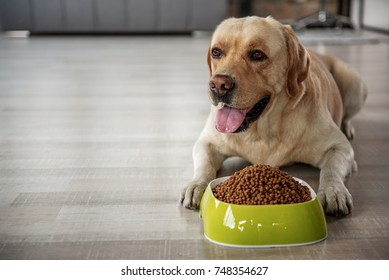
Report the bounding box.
[209,74,235,96]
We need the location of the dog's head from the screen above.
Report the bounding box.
[207,16,310,133]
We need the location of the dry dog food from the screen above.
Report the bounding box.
[213,164,311,205]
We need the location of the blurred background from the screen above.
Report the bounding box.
[0,0,388,35]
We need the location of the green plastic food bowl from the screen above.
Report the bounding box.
[199,176,327,247]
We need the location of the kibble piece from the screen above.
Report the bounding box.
[213,164,311,205]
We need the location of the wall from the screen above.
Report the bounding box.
[363,0,389,32]
[0,0,227,33]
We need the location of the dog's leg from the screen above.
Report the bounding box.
[340,79,367,140]
[317,140,355,216]
[331,58,368,140]
[180,139,226,210]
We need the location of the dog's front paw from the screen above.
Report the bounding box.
[317,185,353,216]
[180,181,208,210]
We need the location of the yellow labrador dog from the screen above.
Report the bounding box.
[180,16,367,216]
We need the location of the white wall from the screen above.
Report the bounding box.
[363,0,389,32]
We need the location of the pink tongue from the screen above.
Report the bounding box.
[216,106,248,133]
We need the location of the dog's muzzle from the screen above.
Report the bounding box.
[209,74,235,105]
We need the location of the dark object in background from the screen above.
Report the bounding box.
[291,0,353,30]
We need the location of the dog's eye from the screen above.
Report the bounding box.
[249,50,268,61]
[211,48,222,59]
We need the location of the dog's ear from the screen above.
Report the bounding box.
[283,25,310,97]
[206,47,212,76]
